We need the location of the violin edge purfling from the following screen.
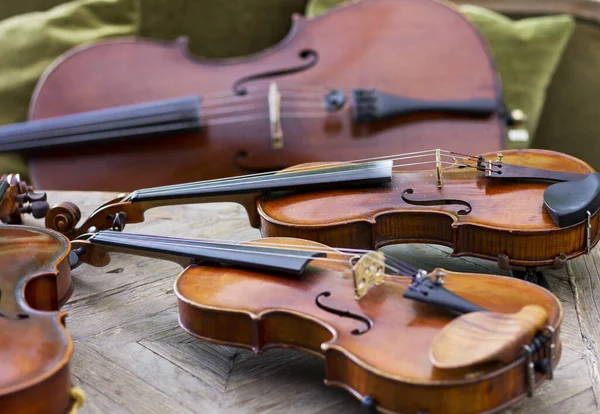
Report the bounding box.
[0,224,77,414]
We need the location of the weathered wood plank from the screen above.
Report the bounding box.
[17,191,600,414]
[70,342,195,414]
[568,250,600,408]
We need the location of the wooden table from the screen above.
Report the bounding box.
[28,191,600,413]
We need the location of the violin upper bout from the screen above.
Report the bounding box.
[544,172,600,227]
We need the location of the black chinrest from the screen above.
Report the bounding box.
[543,172,600,227]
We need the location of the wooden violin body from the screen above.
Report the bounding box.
[259,149,599,269]
[12,0,504,191]
[73,234,562,414]
[49,148,600,272]
[0,226,75,414]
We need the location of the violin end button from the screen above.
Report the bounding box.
[361,395,376,411]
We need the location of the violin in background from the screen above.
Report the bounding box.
[45,148,600,283]
[69,230,562,414]
[0,0,506,191]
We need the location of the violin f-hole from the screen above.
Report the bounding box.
[401,188,472,215]
[315,291,372,335]
[232,49,319,96]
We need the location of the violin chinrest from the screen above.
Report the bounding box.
[544,172,600,227]
[429,305,548,370]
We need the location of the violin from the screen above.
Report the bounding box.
[47,148,600,277]
[0,173,49,224]
[0,223,80,412]
[70,230,562,414]
[0,0,507,191]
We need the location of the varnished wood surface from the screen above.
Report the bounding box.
[259,149,599,268]
[24,0,505,191]
[23,191,600,413]
[0,226,73,414]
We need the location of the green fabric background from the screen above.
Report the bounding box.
[533,21,600,168]
[306,0,575,148]
[460,6,574,147]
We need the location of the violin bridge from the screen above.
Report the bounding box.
[435,148,443,188]
[351,251,386,300]
[268,81,283,149]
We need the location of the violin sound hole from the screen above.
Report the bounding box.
[315,291,373,335]
[401,189,472,215]
[231,49,319,95]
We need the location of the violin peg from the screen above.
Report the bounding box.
[429,305,548,370]
[19,201,50,219]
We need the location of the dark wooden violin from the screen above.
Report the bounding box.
[70,230,562,414]
[0,173,49,224]
[0,0,507,191]
[0,197,81,412]
[47,148,600,279]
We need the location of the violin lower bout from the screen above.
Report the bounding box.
[260,210,600,269]
[175,271,560,414]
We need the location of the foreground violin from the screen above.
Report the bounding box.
[0,0,507,191]
[0,225,81,412]
[71,230,562,414]
[48,149,600,277]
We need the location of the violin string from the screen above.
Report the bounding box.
[131,160,463,196]
[200,113,335,126]
[89,232,416,285]
[200,97,330,111]
[132,149,453,191]
[129,147,482,198]
[90,236,409,282]
[92,231,390,258]
[201,104,333,117]
[94,233,421,284]
[191,84,339,102]
[130,151,480,197]
[133,158,472,197]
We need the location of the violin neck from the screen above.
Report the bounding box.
[78,231,324,275]
[0,96,202,152]
[122,160,393,226]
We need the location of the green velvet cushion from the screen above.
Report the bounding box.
[460,6,574,148]
[0,0,140,177]
[306,0,575,149]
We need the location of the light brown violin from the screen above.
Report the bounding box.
[71,230,562,414]
[47,148,600,282]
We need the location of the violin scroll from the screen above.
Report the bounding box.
[45,201,82,234]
